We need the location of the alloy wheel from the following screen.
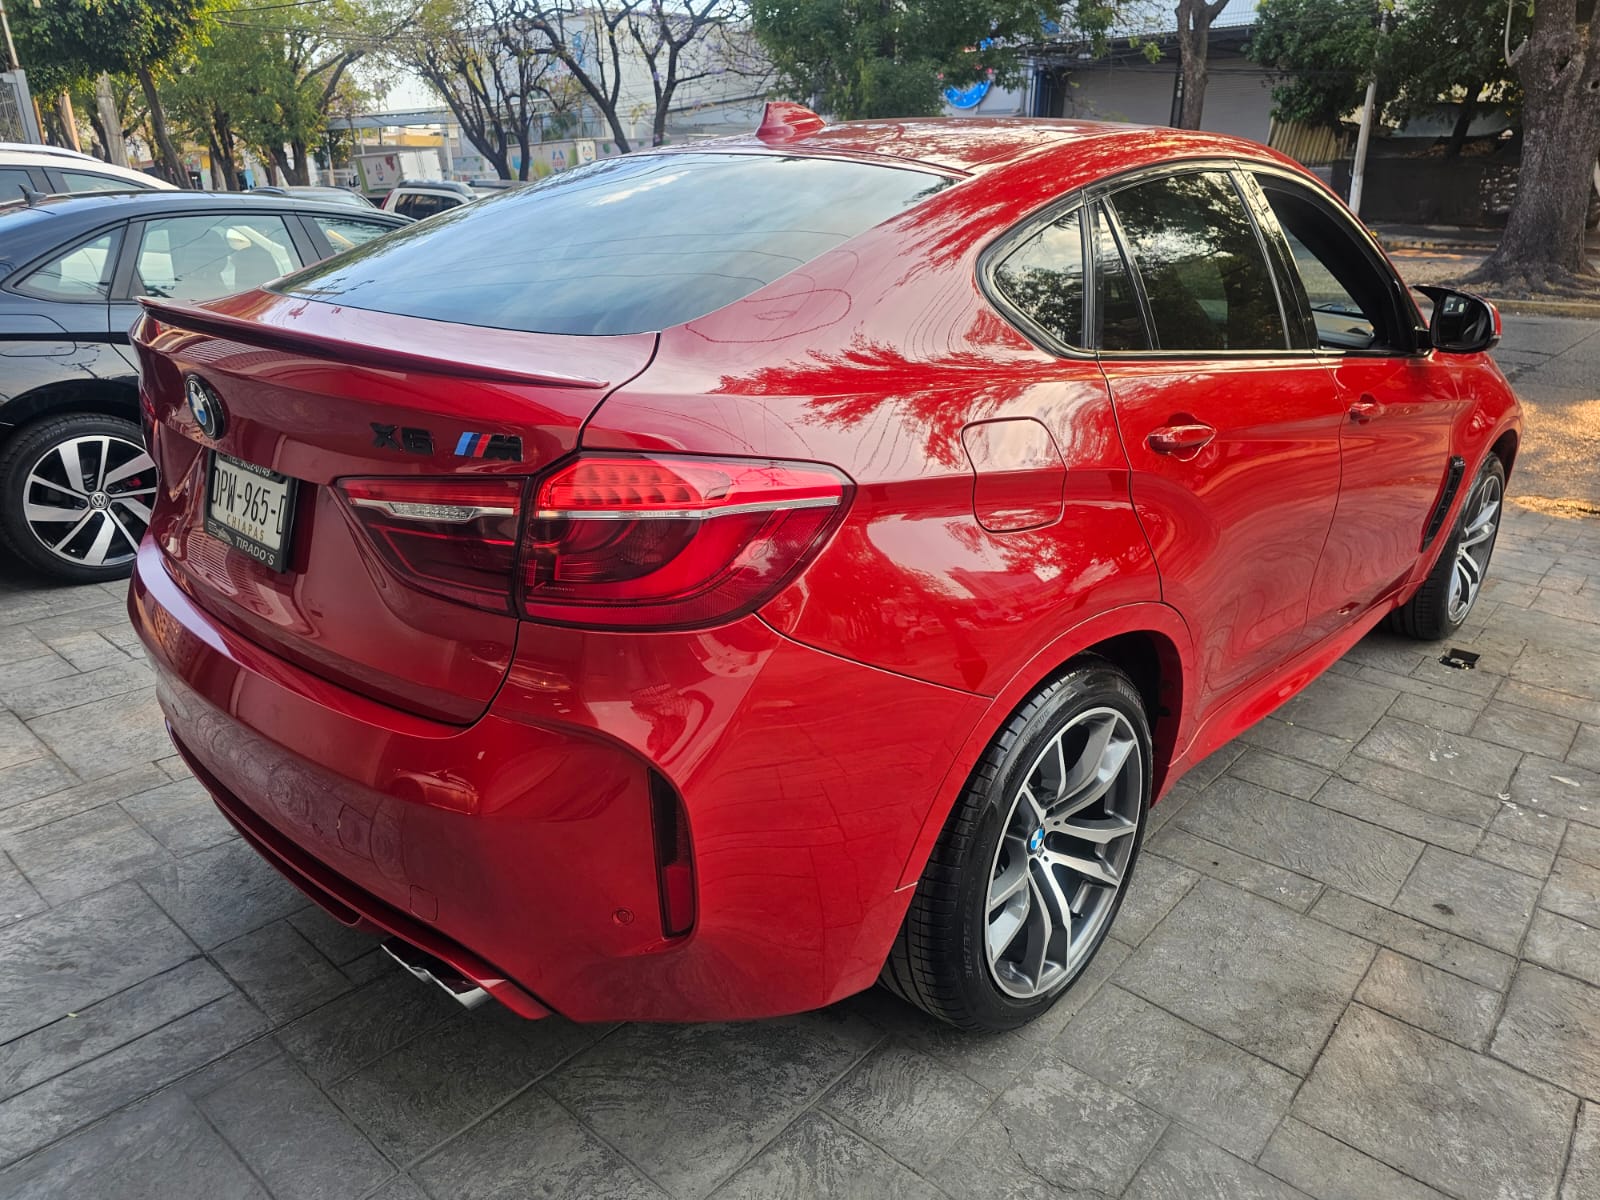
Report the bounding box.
[984,706,1142,999]
[21,434,156,569]
[1447,472,1501,624]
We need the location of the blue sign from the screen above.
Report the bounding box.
[945,78,992,110]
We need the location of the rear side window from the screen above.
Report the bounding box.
[1093,206,1149,351]
[14,230,121,301]
[393,192,460,220]
[59,170,141,193]
[311,215,395,254]
[1108,172,1286,352]
[0,167,37,200]
[992,208,1084,347]
[279,153,950,335]
[134,214,300,300]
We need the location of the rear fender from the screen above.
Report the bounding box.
[895,601,1195,890]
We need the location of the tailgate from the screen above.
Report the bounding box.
[133,290,656,723]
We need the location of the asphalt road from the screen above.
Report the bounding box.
[1489,314,1600,512]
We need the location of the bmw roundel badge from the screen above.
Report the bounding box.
[185,375,225,440]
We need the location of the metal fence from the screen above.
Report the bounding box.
[1,69,41,143]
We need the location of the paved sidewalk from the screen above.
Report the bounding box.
[3,320,1600,1195]
[0,512,1596,1199]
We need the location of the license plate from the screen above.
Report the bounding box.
[205,452,298,572]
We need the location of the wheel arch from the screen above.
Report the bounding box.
[1,379,140,444]
[1490,427,1518,478]
[895,603,1194,890]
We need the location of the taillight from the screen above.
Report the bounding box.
[521,454,851,629]
[339,477,524,613]
[335,454,851,629]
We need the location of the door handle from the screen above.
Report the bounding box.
[1147,423,1217,455]
[1348,397,1385,423]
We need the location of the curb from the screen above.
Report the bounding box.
[1492,298,1600,318]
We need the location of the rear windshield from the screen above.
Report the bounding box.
[273,152,949,335]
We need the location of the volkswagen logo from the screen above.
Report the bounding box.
[185,375,225,440]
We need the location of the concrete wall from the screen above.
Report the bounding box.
[1056,60,1274,143]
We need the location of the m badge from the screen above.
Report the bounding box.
[454,432,523,461]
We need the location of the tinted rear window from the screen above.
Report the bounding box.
[274,153,948,335]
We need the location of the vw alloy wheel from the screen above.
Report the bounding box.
[984,706,1142,999]
[21,432,155,572]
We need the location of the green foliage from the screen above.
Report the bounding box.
[750,0,1055,119]
[1248,0,1516,129]
[12,0,212,95]
[1247,0,1380,126]
[165,0,380,182]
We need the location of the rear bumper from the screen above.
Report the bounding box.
[131,543,986,1021]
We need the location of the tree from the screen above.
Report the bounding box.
[1249,0,1514,157]
[168,0,386,187]
[1379,0,1514,157]
[511,0,762,152]
[397,0,577,178]
[1247,0,1380,127]
[752,0,1050,120]
[11,0,212,183]
[1174,0,1229,128]
[1466,0,1600,295]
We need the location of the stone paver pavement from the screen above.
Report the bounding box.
[3,329,1600,1197]
[0,504,1595,1199]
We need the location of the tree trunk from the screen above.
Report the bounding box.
[288,140,311,186]
[1444,94,1478,160]
[95,74,129,167]
[1467,6,1600,295]
[1175,0,1226,130]
[211,108,239,190]
[269,145,293,185]
[134,64,186,187]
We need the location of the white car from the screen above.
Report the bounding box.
[379,178,479,219]
[0,143,177,200]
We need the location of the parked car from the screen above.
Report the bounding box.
[0,143,176,201]
[0,190,408,581]
[127,106,1521,1032]
[380,178,477,219]
[250,184,376,209]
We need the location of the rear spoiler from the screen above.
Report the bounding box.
[136,295,613,390]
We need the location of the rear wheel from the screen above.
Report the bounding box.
[0,413,155,583]
[882,658,1151,1031]
[1389,455,1505,641]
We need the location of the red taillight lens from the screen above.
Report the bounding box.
[522,454,851,629]
[339,477,524,613]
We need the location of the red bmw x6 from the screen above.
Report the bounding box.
[128,106,1521,1032]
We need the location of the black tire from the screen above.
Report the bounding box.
[0,413,153,584]
[1388,454,1506,641]
[881,656,1152,1031]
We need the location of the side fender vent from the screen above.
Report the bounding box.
[1421,456,1467,551]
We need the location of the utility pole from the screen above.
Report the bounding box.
[1349,7,1389,218]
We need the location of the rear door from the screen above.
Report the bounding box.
[1246,170,1463,638]
[1094,168,1345,703]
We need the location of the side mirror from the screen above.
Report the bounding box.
[1415,285,1501,354]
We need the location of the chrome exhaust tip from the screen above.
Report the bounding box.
[381,938,489,1009]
